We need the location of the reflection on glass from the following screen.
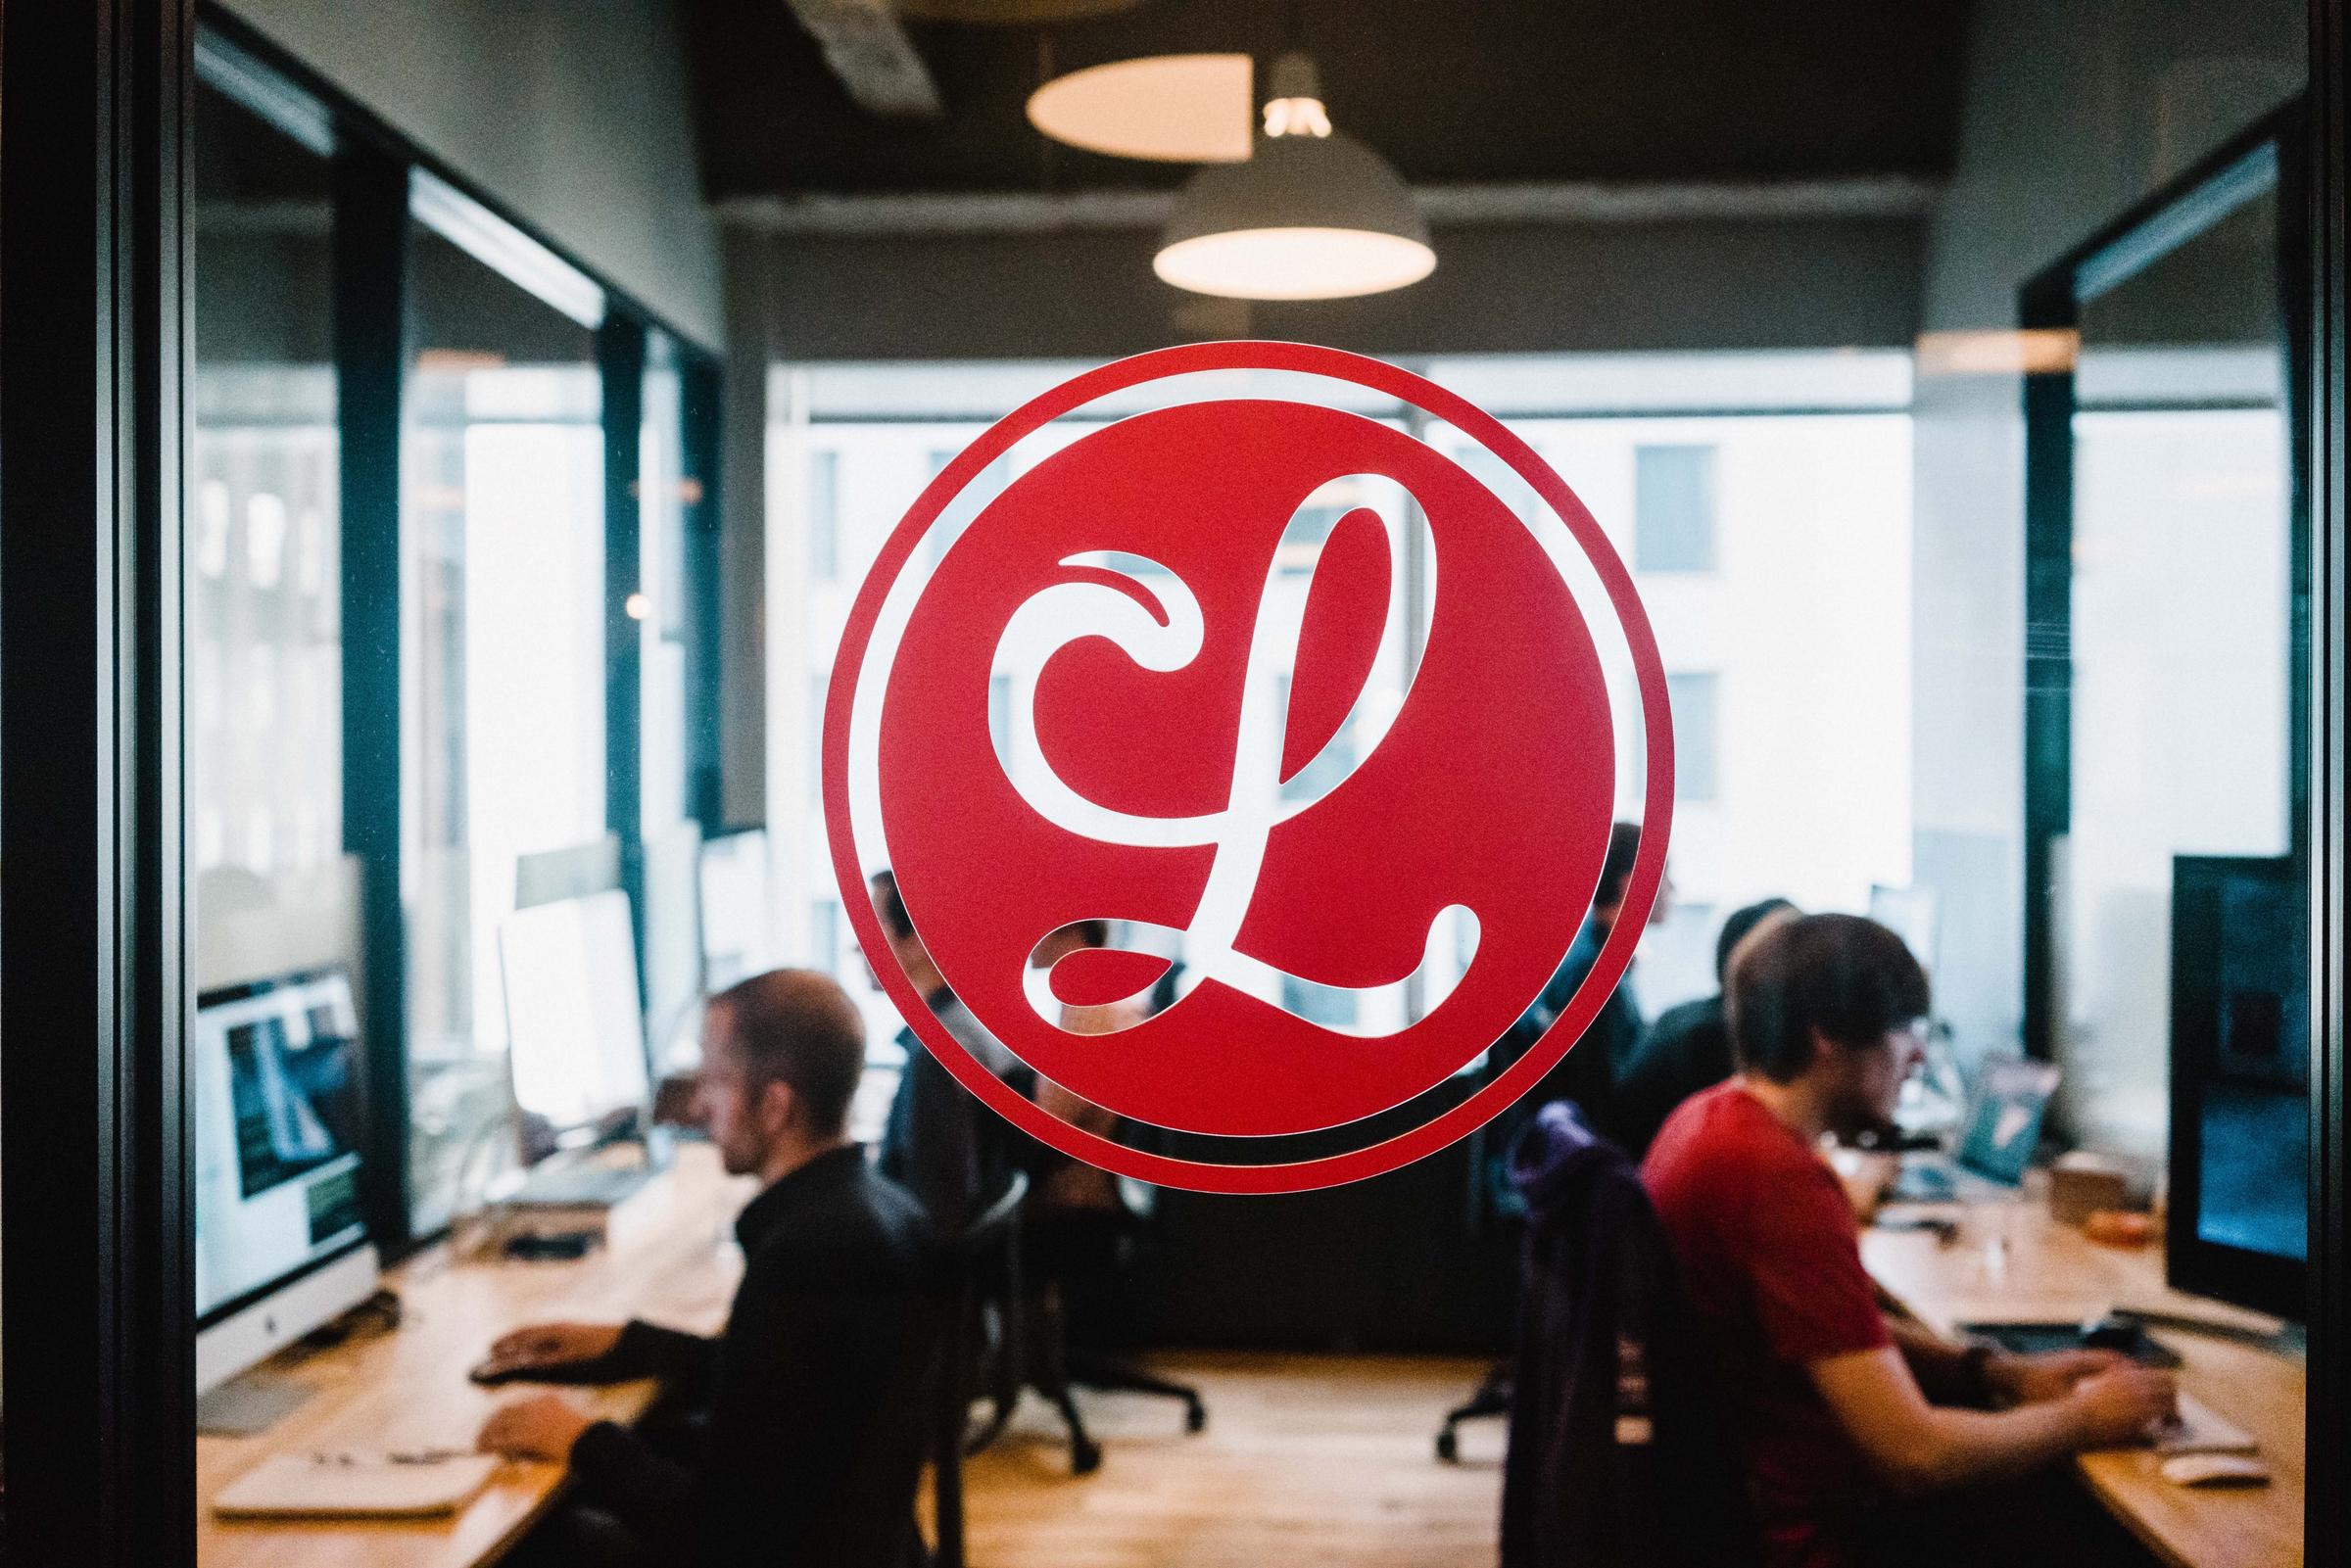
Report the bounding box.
[403,225,604,1234]
[190,81,354,1000]
[2063,174,2295,1160]
[641,331,692,837]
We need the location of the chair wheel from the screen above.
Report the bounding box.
[1435,1427,1459,1463]
[1072,1439,1104,1476]
[1184,1400,1207,1434]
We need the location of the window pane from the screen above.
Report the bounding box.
[190,76,354,1328]
[641,330,689,837]
[1634,444,1717,572]
[1667,672,1720,803]
[403,223,603,1236]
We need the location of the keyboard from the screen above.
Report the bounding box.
[507,1160,651,1209]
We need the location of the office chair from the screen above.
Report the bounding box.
[1026,1172,1207,1451]
[933,1169,1027,1568]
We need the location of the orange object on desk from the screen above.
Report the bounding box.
[2084,1209,2157,1247]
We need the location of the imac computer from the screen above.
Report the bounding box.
[193,967,379,1394]
[498,887,659,1206]
[2169,855,2309,1319]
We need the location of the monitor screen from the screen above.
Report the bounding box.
[500,888,651,1142]
[194,968,367,1322]
[2191,868,2308,1261]
[2170,855,2309,1318]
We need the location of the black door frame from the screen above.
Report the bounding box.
[1,1,200,1562]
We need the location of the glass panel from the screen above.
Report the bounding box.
[2062,170,2297,1166]
[190,79,359,1325]
[403,221,603,1236]
[640,330,689,838]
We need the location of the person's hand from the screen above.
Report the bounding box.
[1990,1347,2131,1405]
[480,1321,623,1377]
[477,1394,596,1462]
[2065,1364,2178,1449]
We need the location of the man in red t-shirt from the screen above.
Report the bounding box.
[1643,915,2174,1568]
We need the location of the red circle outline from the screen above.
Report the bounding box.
[824,341,1673,1194]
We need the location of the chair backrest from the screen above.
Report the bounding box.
[931,1168,1027,1568]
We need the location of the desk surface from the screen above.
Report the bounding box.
[1861,1200,2304,1568]
[198,1147,752,1568]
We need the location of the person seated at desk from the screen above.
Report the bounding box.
[474,969,938,1568]
[1493,821,1664,1146]
[1642,915,2176,1568]
[866,868,1026,1232]
[1612,896,1799,1161]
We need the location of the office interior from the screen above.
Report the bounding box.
[0,0,2341,1564]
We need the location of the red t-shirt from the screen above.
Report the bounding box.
[1642,1080,1891,1568]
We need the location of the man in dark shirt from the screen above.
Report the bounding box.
[1493,821,1663,1146]
[1611,896,1798,1160]
[866,869,1029,1232]
[475,969,939,1568]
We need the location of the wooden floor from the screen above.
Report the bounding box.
[944,1353,1506,1568]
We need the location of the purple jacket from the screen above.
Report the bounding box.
[1500,1102,1758,1568]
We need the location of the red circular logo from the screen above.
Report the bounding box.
[826,342,1670,1193]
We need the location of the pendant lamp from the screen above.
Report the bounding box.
[1154,53,1433,302]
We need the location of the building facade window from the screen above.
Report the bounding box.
[1634,443,1717,572]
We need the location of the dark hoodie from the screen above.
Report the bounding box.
[1501,1102,1759,1568]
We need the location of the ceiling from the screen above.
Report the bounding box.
[680,0,1975,203]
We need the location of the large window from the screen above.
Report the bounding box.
[401,198,608,1234]
[770,354,1912,1033]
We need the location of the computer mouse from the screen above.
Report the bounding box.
[2160,1453,2272,1488]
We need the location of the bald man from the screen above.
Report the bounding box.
[476,970,938,1568]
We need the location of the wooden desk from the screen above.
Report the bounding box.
[198,1147,753,1568]
[1861,1200,2304,1568]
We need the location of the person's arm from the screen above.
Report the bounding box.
[1808,1345,2176,1497]
[1886,1313,2132,1408]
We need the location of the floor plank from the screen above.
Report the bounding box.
[949,1353,1506,1568]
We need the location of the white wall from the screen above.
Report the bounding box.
[1909,0,2302,1081]
[219,0,723,349]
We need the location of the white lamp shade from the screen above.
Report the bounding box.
[1155,130,1434,301]
[1026,55,1255,164]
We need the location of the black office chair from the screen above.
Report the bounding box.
[1026,1174,1207,1458]
[932,1169,1027,1568]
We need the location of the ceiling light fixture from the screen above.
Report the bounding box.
[1154,53,1434,303]
[1025,54,1255,164]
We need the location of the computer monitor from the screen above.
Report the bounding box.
[643,820,705,1066]
[1868,883,1940,987]
[515,833,622,911]
[193,967,379,1393]
[699,828,772,992]
[500,887,653,1153]
[2169,854,2309,1319]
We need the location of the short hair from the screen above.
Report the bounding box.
[1715,897,1799,983]
[1729,915,1930,1083]
[1596,821,1642,910]
[869,870,914,940]
[706,969,868,1136]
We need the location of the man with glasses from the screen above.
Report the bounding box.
[1643,915,2176,1568]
